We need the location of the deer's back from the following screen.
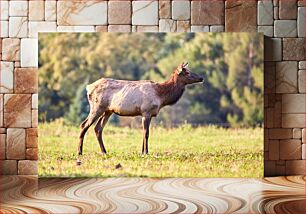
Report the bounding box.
[87,78,161,116]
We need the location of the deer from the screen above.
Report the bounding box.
[77,62,203,164]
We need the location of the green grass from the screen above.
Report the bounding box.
[39,120,263,178]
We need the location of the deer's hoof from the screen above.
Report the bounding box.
[76,159,82,166]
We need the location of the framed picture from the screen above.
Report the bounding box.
[38,32,263,178]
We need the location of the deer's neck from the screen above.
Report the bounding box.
[155,75,185,107]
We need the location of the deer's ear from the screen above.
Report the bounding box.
[176,63,184,74]
[176,67,183,75]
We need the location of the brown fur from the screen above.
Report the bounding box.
[154,72,185,107]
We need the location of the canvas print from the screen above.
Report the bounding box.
[38,33,263,177]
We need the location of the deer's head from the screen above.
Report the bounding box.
[175,62,204,85]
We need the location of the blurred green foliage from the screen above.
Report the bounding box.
[39,33,263,127]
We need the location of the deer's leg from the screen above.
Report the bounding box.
[80,118,88,129]
[78,109,103,156]
[94,111,112,154]
[142,116,151,155]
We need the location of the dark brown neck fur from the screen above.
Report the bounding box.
[154,73,185,107]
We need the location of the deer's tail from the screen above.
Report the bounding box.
[79,84,96,129]
[86,84,94,101]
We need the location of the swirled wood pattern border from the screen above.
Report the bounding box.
[0,176,305,213]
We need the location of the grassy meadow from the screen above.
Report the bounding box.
[39,120,263,178]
